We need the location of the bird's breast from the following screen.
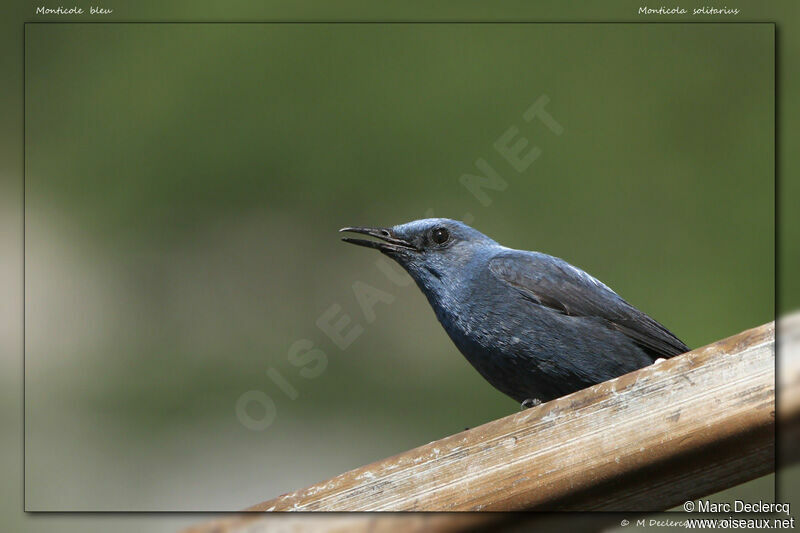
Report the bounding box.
[430,281,516,353]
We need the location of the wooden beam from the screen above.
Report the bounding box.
[186,319,787,531]
[779,312,800,465]
[250,321,775,512]
[184,513,618,533]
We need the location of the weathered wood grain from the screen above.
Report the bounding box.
[186,319,784,532]
[250,322,774,512]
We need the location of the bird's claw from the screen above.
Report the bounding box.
[520,398,542,410]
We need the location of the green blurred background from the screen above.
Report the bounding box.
[25,24,775,510]
[0,0,800,533]
[22,22,775,511]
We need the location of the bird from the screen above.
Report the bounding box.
[340,218,688,408]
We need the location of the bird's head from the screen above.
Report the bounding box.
[340,218,499,292]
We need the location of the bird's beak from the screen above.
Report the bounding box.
[339,226,419,253]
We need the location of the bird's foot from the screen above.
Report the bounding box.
[520,398,542,410]
[653,358,666,365]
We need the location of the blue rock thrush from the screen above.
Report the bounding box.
[341,218,688,408]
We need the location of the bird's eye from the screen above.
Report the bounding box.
[431,227,450,245]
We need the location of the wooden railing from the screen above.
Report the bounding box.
[186,315,797,532]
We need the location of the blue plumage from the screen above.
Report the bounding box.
[341,218,688,405]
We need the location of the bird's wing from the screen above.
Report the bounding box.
[488,251,689,358]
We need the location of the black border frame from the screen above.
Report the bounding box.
[22,20,779,514]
